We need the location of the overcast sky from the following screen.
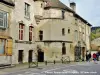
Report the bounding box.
[60,0,100,27]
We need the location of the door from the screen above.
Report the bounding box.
[38,51,44,62]
[82,47,85,61]
[18,50,23,63]
[28,50,33,63]
[75,47,81,61]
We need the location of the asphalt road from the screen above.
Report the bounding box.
[2,61,100,75]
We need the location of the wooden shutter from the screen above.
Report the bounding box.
[6,39,13,56]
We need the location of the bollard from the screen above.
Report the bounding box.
[62,59,63,64]
[45,61,47,65]
[62,57,63,64]
[29,61,31,68]
[54,60,55,64]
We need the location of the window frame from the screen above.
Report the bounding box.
[0,10,8,29]
[62,10,65,19]
[68,28,70,34]
[74,30,78,41]
[19,24,24,40]
[62,43,66,55]
[62,28,65,36]
[39,30,43,41]
[29,26,33,41]
[0,39,6,56]
[25,2,30,19]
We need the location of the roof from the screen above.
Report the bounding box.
[92,26,100,30]
[44,0,92,26]
[44,0,73,12]
[0,0,15,6]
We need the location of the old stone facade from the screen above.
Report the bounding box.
[34,0,91,62]
[0,0,14,64]
[10,0,37,64]
[0,0,92,64]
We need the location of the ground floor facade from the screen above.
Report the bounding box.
[0,39,88,64]
[12,41,36,64]
[36,41,75,62]
[36,41,87,62]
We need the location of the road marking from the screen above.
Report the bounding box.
[41,65,76,73]
[41,63,94,73]
[17,74,23,75]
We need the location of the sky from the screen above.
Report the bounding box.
[60,0,100,27]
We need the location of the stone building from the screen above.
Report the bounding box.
[34,0,92,62]
[0,0,14,64]
[10,0,37,64]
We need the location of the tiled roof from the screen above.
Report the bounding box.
[44,0,72,12]
[0,0,14,6]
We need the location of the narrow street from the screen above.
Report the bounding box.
[2,61,100,75]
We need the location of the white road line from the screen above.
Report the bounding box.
[17,74,22,75]
[41,64,76,73]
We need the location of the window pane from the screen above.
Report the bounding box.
[29,32,32,41]
[21,25,23,29]
[0,39,5,54]
[19,30,20,40]
[0,11,7,28]
[4,13,7,28]
[0,19,3,26]
[21,33,23,40]
[0,12,3,18]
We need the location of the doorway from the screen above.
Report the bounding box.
[18,50,23,63]
[28,50,33,63]
[82,47,85,61]
[38,51,44,62]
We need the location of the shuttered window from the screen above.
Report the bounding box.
[6,39,13,56]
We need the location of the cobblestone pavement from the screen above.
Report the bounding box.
[1,61,100,75]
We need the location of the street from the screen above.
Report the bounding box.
[2,61,100,75]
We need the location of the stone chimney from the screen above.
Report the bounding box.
[70,2,76,11]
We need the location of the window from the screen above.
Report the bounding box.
[62,28,65,36]
[74,30,78,41]
[0,39,5,55]
[19,24,24,40]
[62,43,66,55]
[39,30,43,41]
[62,10,65,19]
[25,3,30,18]
[0,10,8,28]
[41,3,43,8]
[68,28,70,34]
[29,26,33,41]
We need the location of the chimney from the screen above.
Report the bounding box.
[70,2,76,11]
